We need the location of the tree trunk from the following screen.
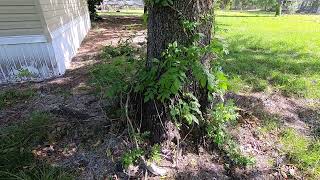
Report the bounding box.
[144,5,148,14]
[275,0,282,16]
[142,0,214,143]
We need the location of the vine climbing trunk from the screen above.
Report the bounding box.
[142,0,214,143]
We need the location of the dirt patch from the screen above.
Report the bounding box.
[227,92,320,136]
[226,92,320,179]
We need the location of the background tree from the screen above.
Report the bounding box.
[219,0,278,11]
[250,0,277,11]
[88,0,103,20]
[275,0,282,15]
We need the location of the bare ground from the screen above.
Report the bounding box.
[1,15,319,179]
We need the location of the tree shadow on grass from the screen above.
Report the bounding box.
[222,34,320,133]
[221,35,320,98]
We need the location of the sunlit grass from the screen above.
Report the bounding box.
[216,11,320,98]
[281,129,320,178]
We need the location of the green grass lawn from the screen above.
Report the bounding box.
[216,11,320,98]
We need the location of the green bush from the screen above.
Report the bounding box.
[91,42,141,98]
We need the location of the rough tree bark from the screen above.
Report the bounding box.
[141,0,214,143]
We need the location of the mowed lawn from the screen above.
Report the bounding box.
[216,11,320,98]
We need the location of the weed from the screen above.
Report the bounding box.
[3,165,74,180]
[91,56,136,98]
[132,131,150,144]
[18,69,33,78]
[170,93,204,127]
[91,41,142,98]
[207,101,254,166]
[247,78,268,92]
[101,40,136,60]
[149,144,161,163]
[0,89,35,109]
[259,116,280,133]
[207,101,239,145]
[225,139,256,166]
[121,148,144,168]
[96,19,252,169]
[0,112,50,172]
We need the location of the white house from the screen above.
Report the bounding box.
[0,0,91,84]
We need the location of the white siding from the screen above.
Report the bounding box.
[0,0,44,36]
[0,0,91,84]
[51,12,91,72]
[39,0,89,34]
[0,43,60,83]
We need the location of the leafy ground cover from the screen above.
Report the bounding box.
[216,11,320,98]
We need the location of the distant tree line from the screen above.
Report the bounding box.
[217,0,279,11]
[216,0,301,15]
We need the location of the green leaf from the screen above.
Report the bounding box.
[207,73,216,92]
[191,114,199,125]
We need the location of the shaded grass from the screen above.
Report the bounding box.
[0,89,35,109]
[281,129,320,178]
[0,112,73,179]
[216,11,320,98]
